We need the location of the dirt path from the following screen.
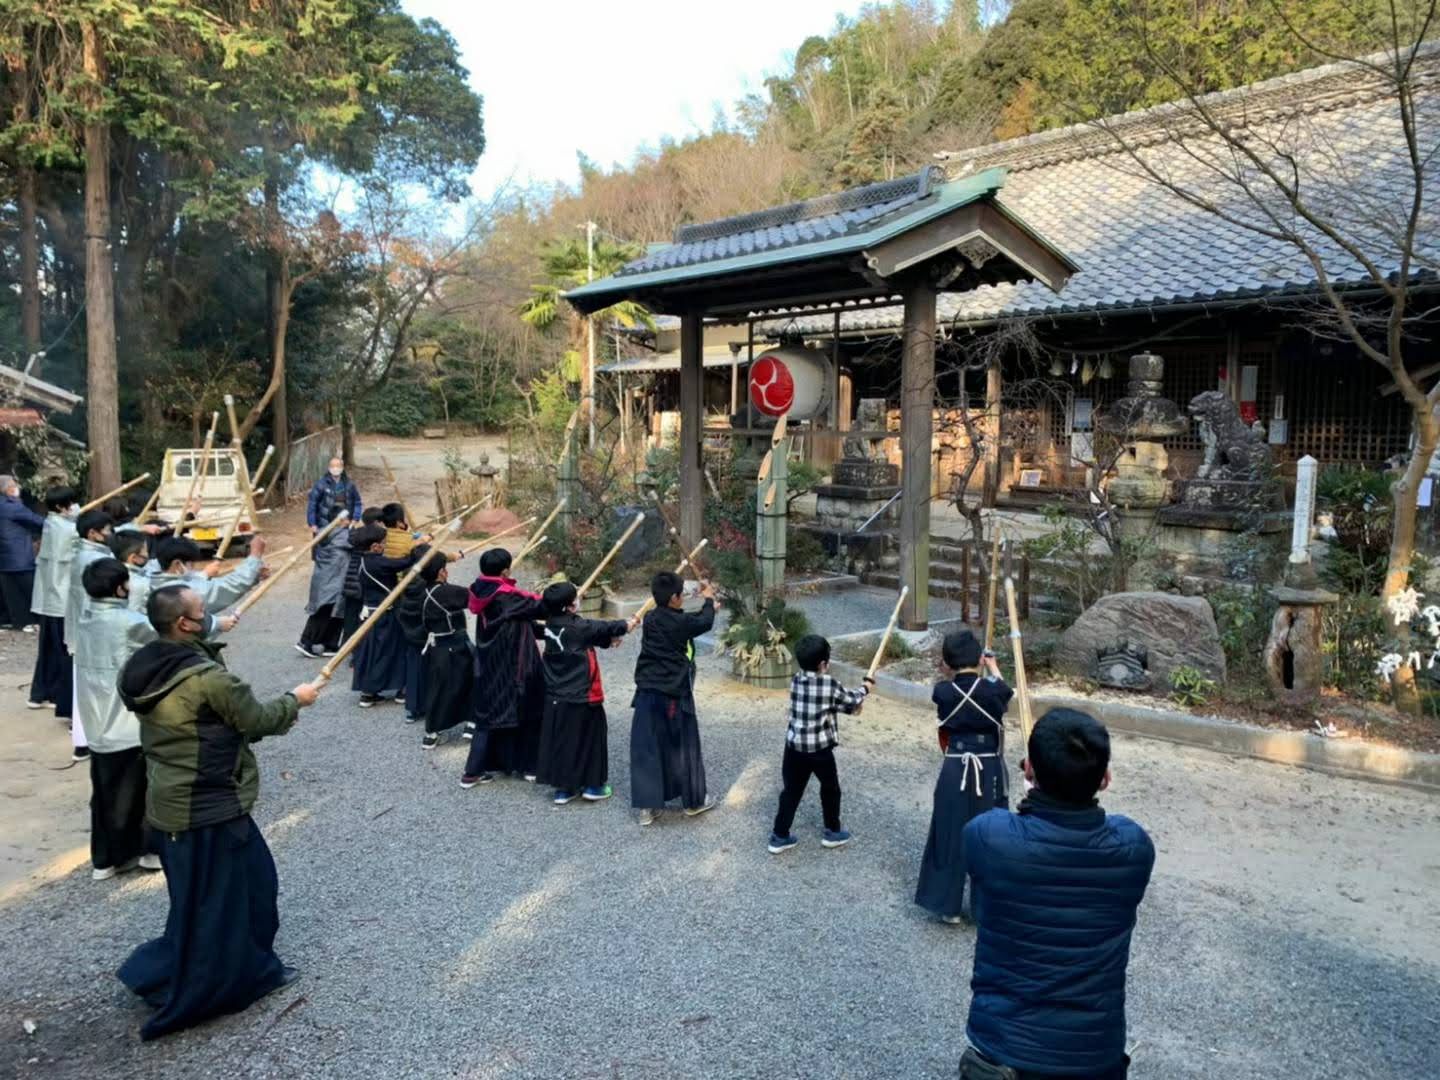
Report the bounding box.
[349,433,511,522]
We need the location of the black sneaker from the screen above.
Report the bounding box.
[422,733,440,750]
[358,693,380,709]
[293,642,313,658]
[459,772,494,789]
[461,722,476,741]
[71,746,90,762]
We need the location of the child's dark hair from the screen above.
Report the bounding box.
[650,570,683,607]
[480,548,512,577]
[76,509,113,541]
[1028,708,1111,804]
[381,502,405,528]
[942,629,982,670]
[155,536,205,569]
[351,524,386,552]
[360,507,384,526]
[83,557,131,600]
[542,581,577,616]
[44,486,78,514]
[794,633,831,673]
[102,497,133,524]
[127,487,153,518]
[109,531,148,563]
[418,549,444,583]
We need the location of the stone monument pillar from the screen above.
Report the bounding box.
[1264,455,1337,705]
[557,431,580,533]
[1096,353,1187,588]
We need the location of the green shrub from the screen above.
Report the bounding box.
[358,376,433,436]
[1209,585,1272,677]
[1322,593,1388,698]
[786,527,829,574]
[1169,665,1217,707]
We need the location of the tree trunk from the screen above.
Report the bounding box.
[269,277,291,497]
[18,164,41,359]
[1382,405,1439,713]
[81,21,121,495]
[341,409,355,468]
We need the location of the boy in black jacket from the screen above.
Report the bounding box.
[629,571,716,826]
[339,507,384,647]
[535,581,629,805]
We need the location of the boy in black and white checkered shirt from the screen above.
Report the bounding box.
[768,634,873,854]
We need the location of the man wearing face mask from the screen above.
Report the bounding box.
[0,473,44,632]
[306,457,362,537]
[116,584,319,1040]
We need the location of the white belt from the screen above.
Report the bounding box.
[943,750,1000,796]
[422,629,463,654]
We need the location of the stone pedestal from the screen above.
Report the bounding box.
[1264,585,1339,706]
[813,457,901,532]
[1154,507,1288,575]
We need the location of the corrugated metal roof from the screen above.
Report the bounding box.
[599,347,748,375]
[765,46,1440,336]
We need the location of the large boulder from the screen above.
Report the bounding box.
[1055,591,1227,685]
[463,506,522,538]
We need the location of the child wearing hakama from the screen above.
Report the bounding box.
[349,524,418,708]
[915,629,1013,924]
[535,581,629,805]
[415,559,474,750]
[462,548,545,787]
[629,571,717,825]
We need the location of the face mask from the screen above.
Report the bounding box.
[329,467,343,478]
[64,505,80,519]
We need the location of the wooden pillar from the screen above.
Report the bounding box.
[899,280,936,630]
[679,313,705,547]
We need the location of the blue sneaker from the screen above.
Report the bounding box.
[553,790,578,805]
[581,785,612,801]
[821,828,852,849]
[768,833,799,854]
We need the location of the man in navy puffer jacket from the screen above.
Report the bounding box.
[960,708,1154,1080]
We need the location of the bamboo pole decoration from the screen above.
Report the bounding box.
[1005,576,1036,749]
[867,586,910,681]
[80,472,152,515]
[181,412,221,518]
[375,448,410,525]
[133,486,162,526]
[232,512,350,617]
[455,515,538,559]
[556,408,580,467]
[576,512,646,600]
[249,445,276,492]
[312,520,460,685]
[983,531,1005,654]
[631,538,709,622]
[757,449,773,484]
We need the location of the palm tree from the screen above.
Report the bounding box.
[519,234,654,445]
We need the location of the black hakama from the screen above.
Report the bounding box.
[117,815,289,1040]
[537,700,609,792]
[629,689,707,810]
[465,671,543,776]
[29,613,73,716]
[423,634,473,734]
[403,643,426,719]
[914,733,1009,918]
[350,611,408,695]
[90,746,150,871]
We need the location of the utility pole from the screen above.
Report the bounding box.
[582,221,597,449]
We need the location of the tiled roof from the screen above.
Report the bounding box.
[768,44,1440,335]
[617,168,945,278]
[562,166,1068,310]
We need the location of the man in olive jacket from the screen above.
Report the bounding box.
[115,584,319,1041]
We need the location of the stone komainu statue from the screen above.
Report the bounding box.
[1188,390,1273,483]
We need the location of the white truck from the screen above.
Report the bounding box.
[153,447,260,556]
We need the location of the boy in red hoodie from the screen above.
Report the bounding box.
[461,548,545,787]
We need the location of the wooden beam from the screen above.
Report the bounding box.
[678,313,704,547]
[899,279,936,631]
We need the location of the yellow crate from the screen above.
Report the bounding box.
[191,528,220,541]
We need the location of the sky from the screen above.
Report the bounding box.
[402,0,871,199]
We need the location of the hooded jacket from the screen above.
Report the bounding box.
[538,611,629,705]
[633,599,715,699]
[30,513,75,618]
[0,493,44,572]
[119,637,299,832]
[963,794,1155,1076]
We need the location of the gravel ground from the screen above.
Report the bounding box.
[1,560,1438,1079]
